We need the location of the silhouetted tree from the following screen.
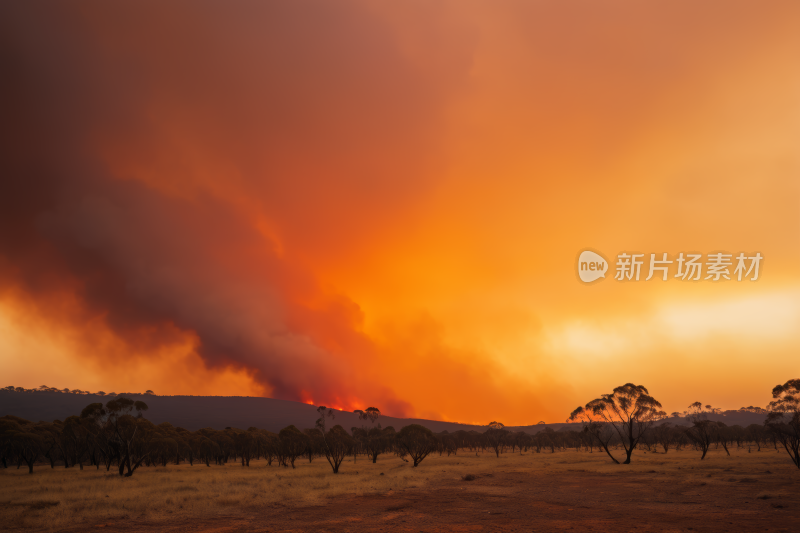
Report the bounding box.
[62,415,92,469]
[652,422,674,453]
[259,430,280,466]
[80,403,119,471]
[325,425,353,473]
[33,422,60,468]
[0,417,24,469]
[484,427,509,457]
[441,432,458,456]
[360,407,381,426]
[683,402,724,460]
[396,424,436,467]
[192,435,220,467]
[104,397,151,476]
[316,406,354,473]
[5,418,42,474]
[303,428,324,463]
[766,379,800,468]
[227,428,255,466]
[365,426,394,463]
[569,383,664,464]
[588,421,618,454]
[278,425,308,468]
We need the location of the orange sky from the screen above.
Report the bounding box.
[1,1,799,425]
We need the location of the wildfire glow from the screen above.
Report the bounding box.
[1,1,798,425]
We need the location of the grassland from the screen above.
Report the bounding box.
[2,447,798,532]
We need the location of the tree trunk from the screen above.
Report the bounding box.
[720,441,731,456]
[622,447,633,464]
[600,443,620,464]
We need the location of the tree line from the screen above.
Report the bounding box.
[3,385,156,397]
[2,380,799,475]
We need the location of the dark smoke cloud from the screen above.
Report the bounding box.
[0,1,475,411]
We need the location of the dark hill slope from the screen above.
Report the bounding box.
[0,392,490,433]
[0,391,766,433]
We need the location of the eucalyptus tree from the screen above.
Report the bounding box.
[3,417,42,474]
[104,397,152,476]
[191,435,220,467]
[350,427,367,461]
[260,430,281,466]
[766,378,800,468]
[227,427,255,466]
[484,426,509,457]
[396,424,436,467]
[0,416,22,468]
[34,422,60,468]
[716,423,733,456]
[441,432,458,456]
[652,422,674,453]
[359,407,381,427]
[537,427,557,454]
[174,427,194,465]
[746,424,766,451]
[316,406,354,473]
[278,425,309,468]
[366,426,394,463]
[683,402,717,459]
[12,428,42,474]
[569,383,664,464]
[80,403,117,470]
[303,427,324,463]
[56,415,94,469]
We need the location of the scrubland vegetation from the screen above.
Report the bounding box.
[2,380,799,531]
[2,447,797,531]
[1,454,440,530]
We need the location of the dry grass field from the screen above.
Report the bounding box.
[2,447,798,532]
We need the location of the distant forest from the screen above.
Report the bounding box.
[2,381,799,476]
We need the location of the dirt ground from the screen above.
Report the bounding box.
[2,448,798,532]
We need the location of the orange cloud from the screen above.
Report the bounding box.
[1,1,798,424]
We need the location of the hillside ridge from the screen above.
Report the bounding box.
[0,391,767,433]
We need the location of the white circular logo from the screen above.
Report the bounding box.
[578,250,608,283]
